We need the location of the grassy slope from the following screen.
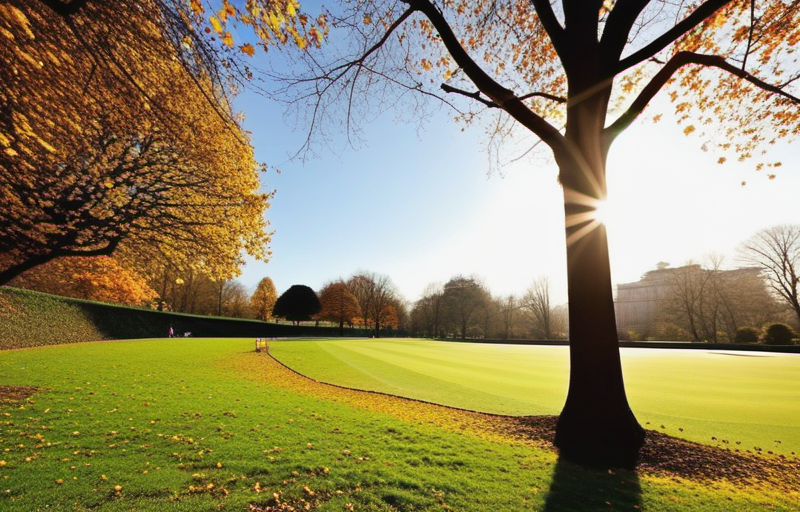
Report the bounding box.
[0,338,797,511]
[270,339,800,455]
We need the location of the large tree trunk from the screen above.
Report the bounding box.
[552,93,645,468]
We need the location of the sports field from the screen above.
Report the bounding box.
[1,337,798,511]
[270,338,800,455]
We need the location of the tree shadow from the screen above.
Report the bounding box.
[543,457,642,512]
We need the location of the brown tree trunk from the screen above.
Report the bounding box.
[552,93,645,468]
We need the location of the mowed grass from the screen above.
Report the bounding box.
[0,338,798,512]
[270,339,800,456]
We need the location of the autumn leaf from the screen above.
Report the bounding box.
[190,0,203,16]
[363,15,372,25]
[240,43,255,56]
[221,31,234,48]
[420,58,433,71]
[208,15,223,35]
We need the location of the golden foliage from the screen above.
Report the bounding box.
[250,276,278,321]
[0,0,271,284]
[332,1,799,170]
[317,281,361,326]
[9,256,157,306]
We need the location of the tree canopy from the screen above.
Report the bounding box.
[1,1,272,286]
[272,284,322,324]
[251,276,279,321]
[317,280,361,335]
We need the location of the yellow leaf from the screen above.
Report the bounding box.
[421,58,432,71]
[222,32,234,48]
[363,15,372,25]
[190,0,204,16]
[209,15,222,35]
[682,125,695,136]
[286,1,297,18]
[240,43,255,56]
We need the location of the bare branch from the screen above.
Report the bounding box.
[614,0,735,74]
[599,0,650,64]
[441,83,566,109]
[530,0,566,51]
[742,0,756,70]
[406,0,563,148]
[440,84,497,108]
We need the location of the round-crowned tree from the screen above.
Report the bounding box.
[272,285,321,326]
[762,323,797,345]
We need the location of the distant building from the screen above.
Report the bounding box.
[615,264,683,339]
[615,263,767,340]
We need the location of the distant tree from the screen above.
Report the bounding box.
[522,277,556,339]
[734,327,760,344]
[762,323,797,345]
[220,281,252,319]
[496,295,519,340]
[442,276,490,340]
[8,256,156,306]
[664,262,717,342]
[250,277,279,321]
[272,285,321,325]
[663,258,780,342]
[381,304,400,332]
[411,283,445,338]
[317,280,361,336]
[739,225,800,323]
[347,272,399,337]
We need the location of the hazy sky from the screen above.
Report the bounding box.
[232,43,799,307]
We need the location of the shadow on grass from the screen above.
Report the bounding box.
[543,457,642,512]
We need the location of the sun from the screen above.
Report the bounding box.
[594,198,612,226]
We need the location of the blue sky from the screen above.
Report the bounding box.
[234,79,799,307]
[230,11,800,307]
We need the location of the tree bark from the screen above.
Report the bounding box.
[552,92,645,468]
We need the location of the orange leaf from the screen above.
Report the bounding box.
[240,43,255,56]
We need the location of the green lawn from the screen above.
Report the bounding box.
[270,338,800,455]
[0,338,798,511]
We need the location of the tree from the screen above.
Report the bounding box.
[1,1,272,286]
[272,285,321,325]
[762,323,797,345]
[410,283,445,338]
[221,280,253,319]
[347,271,399,337]
[278,0,800,466]
[522,277,557,339]
[441,276,491,339]
[495,295,519,340]
[250,277,279,321]
[7,256,157,306]
[317,280,361,335]
[739,225,800,324]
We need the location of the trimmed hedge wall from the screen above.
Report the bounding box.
[0,287,367,350]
